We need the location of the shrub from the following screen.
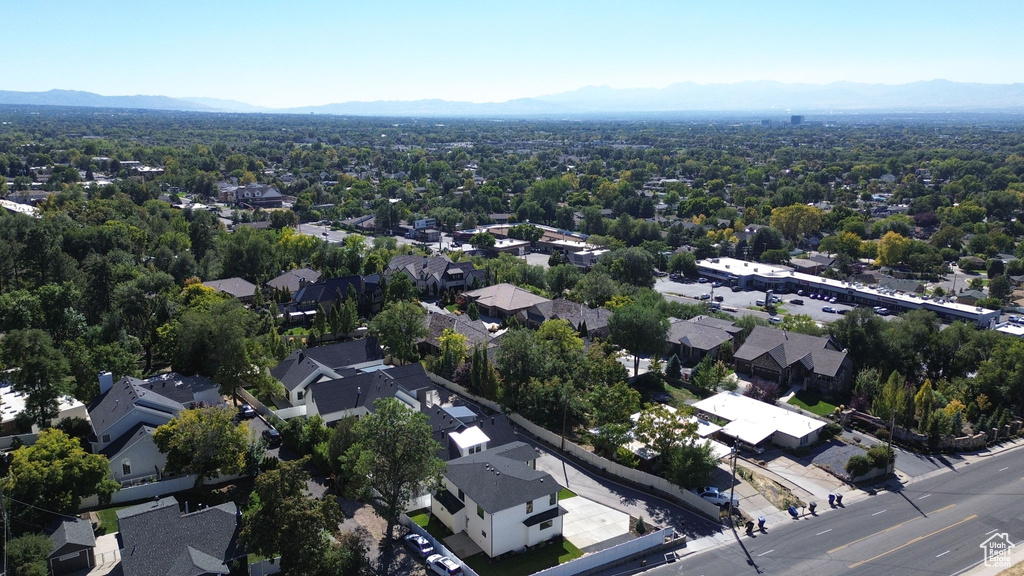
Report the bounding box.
[744,377,780,404]
[820,422,843,440]
[844,454,872,477]
[635,516,647,535]
[866,445,894,469]
[666,354,682,380]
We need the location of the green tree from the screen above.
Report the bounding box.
[609,303,669,376]
[914,379,935,429]
[0,328,71,429]
[769,204,825,245]
[872,371,915,429]
[241,457,345,576]
[153,407,250,487]
[1,429,119,527]
[467,302,480,320]
[369,301,427,365]
[876,231,912,267]
[345,397,445,539]
[431,328,468,380]
[384,272,418,304]
[573,270,618,307]
[7,534,52,576]
[495,328,543,407]
[470,231,496,248]
[546,264,582,297]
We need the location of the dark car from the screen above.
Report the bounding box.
[404,533,434,559]
[714,294,724,302]
[790,299,804,305]
[237,404,256,420]
[731,285,742,292]
[698,277,709,284]
[262,428,282,448]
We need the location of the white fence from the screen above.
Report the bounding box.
[426,374,722,521]
[0,433,37,450]
[80,475,197,509]
[400,514,481,576]
[533,528,677,576]
[249,558,283,576]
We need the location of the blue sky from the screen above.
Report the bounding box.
[5,0,1022,108]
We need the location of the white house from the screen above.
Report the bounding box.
[691,391,826,450]
[270,338,385,407]
[431,442,565,557]
[87,372,222,485]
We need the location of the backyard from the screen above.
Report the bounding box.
[463,539,582,576]
[788,391,838,417]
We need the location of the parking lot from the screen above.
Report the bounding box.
[654,276,856,325]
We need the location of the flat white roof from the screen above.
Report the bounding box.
[1,383,82,424]
[628,405,722,438]
[692,392,825,442]
[449,425,490,449]
[697,257,997,319]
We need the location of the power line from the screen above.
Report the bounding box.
[6,496,80,521]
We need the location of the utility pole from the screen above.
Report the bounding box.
[888,408,897,473]
[728,448,738,528]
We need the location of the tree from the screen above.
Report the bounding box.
[470,231,496,248]
[467,301,479,320]
[345,398,445,539]
[431,328,468,380]
[546,264,582,297]
[988,274,1012,302]
[495,328,543,406]
[914,379,935,429]
[744,377,780,404]
[573,270,618,307]
[0,328,71,429]
[7,534,52,576]
[153,407,250,487]
[598,247,656,288]
[770,205,825,245]
[269,209,299,230]
[369,301,427,365]
[331,292,359,337]
[876,231,912,267]
[845,454,872,478]
[241,457,345,576]
[2,429,119,527]
[384,272,417,304]
[666,354,682,380]
[608,303,669,376]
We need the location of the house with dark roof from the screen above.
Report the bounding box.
[387,255,484,296]
[732,326,852,396]
[460,283,551,320]
[666,315,741,364]
[431,442,565,558]
[222,182,283,209]
[88,372,223,486]
[47,518,96,575]
[266,267,322,294]
[202,277,258,303]
[956,289,988,305]
[117,497,243,576]
[523,299,612,338]
[418,312,496,358]
[878,277,925,294]
[270,338,385,406]
[287,274,383,319]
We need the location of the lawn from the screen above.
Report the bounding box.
[408,509,453,539]
[463,538,582,576]
[558,488,576,500]
[788,391,838,417]
[96,505,131,535]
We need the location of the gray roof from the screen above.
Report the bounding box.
[266,268,322,293]
[48,518,95,557]
[690,315,743,335]
[462,283,551,314]
[202,277,257,299]
[301,338,384,370]
[443,441,561,514]
[118,497,241,576]
[88,373,217,441]
[734,326,847,377]
[667,320,732,352]
[525,299,612,335]
[100,423,157,458]
[420,313,494,350]
[388,254,478,285]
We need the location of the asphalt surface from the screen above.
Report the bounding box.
[629,443,1024,576]
[654,277,854,325]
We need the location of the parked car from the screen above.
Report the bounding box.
[790,299,804,305]
[710,302,721,310]
[427,555,464,576]
[237,404,256,420]
[829,297,838,303]
[768,316,782,324]
[797,289,805,296]
[731,285,742,292]
[714,294,724,302]
[712,281,722,287]
[654,270,668,277]
[699,293,711,300]
[262,428,282,448]
[669,273,681,281]
[755,299,765,306]
[695,487,740,507]
[822,306,835,313]
[698,277,709,283]
[837,308,848,315]
[404,534,434,559]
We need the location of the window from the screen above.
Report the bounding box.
[297,391,305,400]
[458,489,464,502]
[481,530,487,538]
[526,501,533,514]
[122,461,131,476]
[540,520,553,530]
[549,493,557,506]
[102,434,110,444]
[477,504,484,519]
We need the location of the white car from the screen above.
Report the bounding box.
[426,554,463,576]
[404,533,434,559]
[696,487,740,507]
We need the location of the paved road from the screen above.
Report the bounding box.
[635,444,1024,576]
[654,277,853,324]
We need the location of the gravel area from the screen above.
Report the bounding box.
[811,442,867,481]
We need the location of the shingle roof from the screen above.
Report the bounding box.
[421,313,494,350]
[48,518,95,556]
[292,275,365,307]
[266,268,322,293]
[99,422,156,458]
[733,326,847,377]
[442,442,560,514]
[117,497,241,576]
[301,337,384,369]
[88,373,216,441]
[202,277,257,299]
[526,299,611,334]
[667,320,732,352]
[462,283,550,314]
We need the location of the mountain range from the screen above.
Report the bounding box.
[2,80,1024,117]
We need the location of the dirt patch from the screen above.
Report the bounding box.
[737,466,804,510]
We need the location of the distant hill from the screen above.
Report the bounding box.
[2,81,1024,116]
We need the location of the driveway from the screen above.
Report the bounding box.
[559,496,631,552]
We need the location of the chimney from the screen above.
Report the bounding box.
[423,256,428,268]
[98,371,114,395]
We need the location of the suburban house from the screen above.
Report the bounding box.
[622,406,732,464]
[665,315,742,364]
[386,255,484,296]
[460,283,551,320]
[202,277,258,303]
[566,249,608,271]
[692,392,825,450]
[956,289,988,305]
[117,497,243,576]
[523,299,612,338]
[87,372,223,486]
[220,182,283,208]
[271,338,385,407]
[287,274,383,319]
[431,441,565,558]
[266,267,322,294]
[418,312,497,358]
[47,518,96,575]
[732,326,852,395]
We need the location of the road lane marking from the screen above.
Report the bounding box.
[757,550,774,557]
[918,494,931,500]
[998,466,1008,471]
[828,504,956,554]
[937,550,950,557]
[872,510,887,516]
[817,529,833,535]
[847,514,978,569]
[986,529,999,535]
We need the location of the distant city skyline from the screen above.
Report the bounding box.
[5,0,1023,109]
